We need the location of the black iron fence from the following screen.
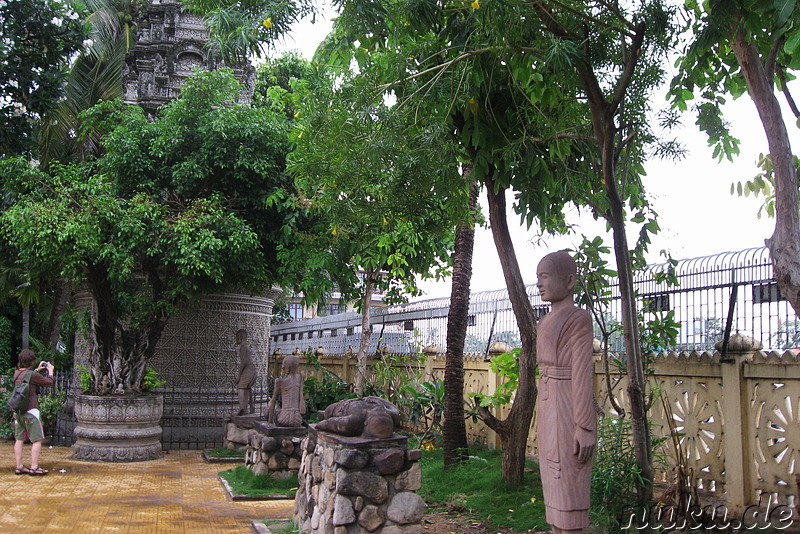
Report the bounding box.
[272,247,798,356]
[49,372,273,450]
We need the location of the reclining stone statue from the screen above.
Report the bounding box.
[315,396,401,439]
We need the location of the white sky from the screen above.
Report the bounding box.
[271,10,795,301]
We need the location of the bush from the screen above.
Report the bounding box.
[590,417,644,532]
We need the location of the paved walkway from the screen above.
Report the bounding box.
[0,443,294,533]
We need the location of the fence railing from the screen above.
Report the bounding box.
[50,374,274,450]
[271,247,798,357]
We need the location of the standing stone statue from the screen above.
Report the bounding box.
[266,356,305,426]
[235,329,257,416]
[535,251,596,534]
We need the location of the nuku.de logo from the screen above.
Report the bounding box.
[620,491,794,531]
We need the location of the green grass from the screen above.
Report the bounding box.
[262,519,300,533]
[207,447,245,458]
[418,445,548,533]
[219,465,298,498]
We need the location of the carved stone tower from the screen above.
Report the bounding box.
[122,0,255,116]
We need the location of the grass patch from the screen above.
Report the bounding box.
[207,447,245,458]
[262,519,300,533]
[219,465,298,498]
[418,445,548,533]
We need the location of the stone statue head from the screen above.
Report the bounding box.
[235,328,247,345]
[282,355,299,374]
[536,251,577,303]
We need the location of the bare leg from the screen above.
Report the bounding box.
[30,440,43,469]
[14,440,23,469]
[237,389,251,415]
[552,528,582,534]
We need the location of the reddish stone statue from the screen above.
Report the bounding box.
[266,356,305,426]
[316,396,401,439]
[535,251,596,533]
[235,329,257,416]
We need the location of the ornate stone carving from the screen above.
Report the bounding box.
[72,394,164,462]
[122,0,254,117]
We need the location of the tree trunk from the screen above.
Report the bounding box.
[566,19,654,504]
[354,270,376,396]
[730,30,800,316]
[43,278,71,351]
[443,162,480,468]
[85,263,168,394]
[597,114,653,504]
[21,304,29,350]
[479,174,538,486]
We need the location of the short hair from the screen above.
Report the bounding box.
[17,349,36,369]
[538,251,577,279]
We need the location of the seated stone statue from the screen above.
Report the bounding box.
[266,356,305,427]
[315,396,401,439]
[235,329,257,416]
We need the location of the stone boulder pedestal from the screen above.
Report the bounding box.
[295,426,424,534]
[222,414,261,451]
[246,422,307,478]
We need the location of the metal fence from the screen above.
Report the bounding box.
[271,246,798,356]
[50,373,273,450]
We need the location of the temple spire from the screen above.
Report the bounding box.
[122,0,255,116]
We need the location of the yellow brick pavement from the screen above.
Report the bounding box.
[0,444,294,534]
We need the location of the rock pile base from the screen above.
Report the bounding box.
[223,417,307,479]
[246,423,306,479]
[295,427,424,534]
[222,414,260,451]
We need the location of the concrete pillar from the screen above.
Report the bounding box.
[718,332,761,510]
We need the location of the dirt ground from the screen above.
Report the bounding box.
[422,509,551,534]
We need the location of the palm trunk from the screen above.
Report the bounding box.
[479,174,538,486]
[443,162,479,468]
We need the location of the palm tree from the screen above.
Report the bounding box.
[39,0,143,165]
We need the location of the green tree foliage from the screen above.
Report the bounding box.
[0,0,87,157]
[1,69,296,394]
[0,315,14,370]
[283,71,459,393]
[321,0,561,480]
[252,51,315,117]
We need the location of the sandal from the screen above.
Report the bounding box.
[14,466,30,475]
[28,467,48,476]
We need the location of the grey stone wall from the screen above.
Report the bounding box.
[295,428,425,534]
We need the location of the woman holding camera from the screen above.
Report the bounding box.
[13,349,55,476]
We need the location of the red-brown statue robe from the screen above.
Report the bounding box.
[536,305,596,531]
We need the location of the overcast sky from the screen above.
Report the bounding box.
[270,9,795,300]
